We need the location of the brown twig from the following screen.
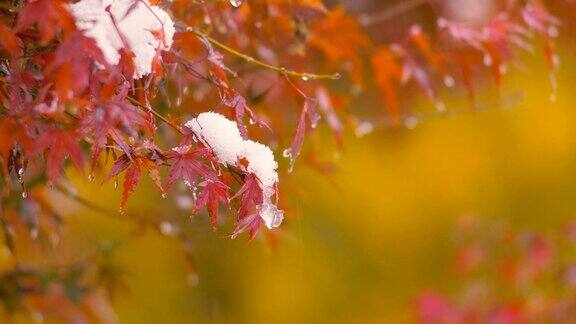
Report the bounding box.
[125,96,184,135]
[190,29,341,81]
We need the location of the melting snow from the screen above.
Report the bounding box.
[185,112,284,229]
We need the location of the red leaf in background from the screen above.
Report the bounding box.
[409,25,447,76]
[308,8,370,85]
[316,87,343,146]
[46,33,109,98]
[31,128,84,183]
[286,98,319,172]
[457,54,476,111]
[371,47,402,123]
[80,99,146,169]
[16,0,75,44]
[165,146,218,191]
[415,292,462,323]
[194,180,229,230]
[0,22,20,56]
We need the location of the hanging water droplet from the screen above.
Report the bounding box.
[354,122,374,138]
[483,53,493,66]
[88,173,95,182]
[159,221,179,236]
[203,15,212,25]
[436,101,446,112]
[230,0,243,7]
[404,116,419,129]
[187,273,199,286]
[17,168,24,176]
[21,191,27,198]
[282,149,291,158]
[443,75,455,88]
[30,228,39,240]
[548,25,559,38]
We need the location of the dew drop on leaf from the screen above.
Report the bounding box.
[230,0,243,8]
[187,273,199,286]
[443,75,455,88]
[404,116,419,129]
[159,221,179,236]
[483,53,493,66]
[282,149,292,158]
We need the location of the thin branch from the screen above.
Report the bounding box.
[53,183,116,216]
[125,96,184,135]
[189,29,341,81]
[358,0,432,26]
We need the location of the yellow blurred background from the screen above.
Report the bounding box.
[5,48,576,323]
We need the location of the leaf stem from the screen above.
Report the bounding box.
[190,29,341,81]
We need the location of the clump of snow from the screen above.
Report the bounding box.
[185,112,284,229]
[69,0,175,79]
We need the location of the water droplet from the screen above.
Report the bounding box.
[436,101,446,112]
[404,116,419,129]
[230,0,243,7]
[301,75,310,81]
[161,193,167,198]
[483,53,493,66]
[330,73,341,80]
[30,228,39,240]
[248,118,255,125]
[187,273,199,286]
[443,75,455,88]
[88,174,95,182]
[548,25,559,38]
[17,168,24,176]
[114,179,119,190]
[282,149,291,158]
[21,191,27,198]
[159,221,179,236]
[354,122,374,138]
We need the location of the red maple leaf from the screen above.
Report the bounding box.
[194,180,229,230]
[165,145,219,191]
[30,127,84,183]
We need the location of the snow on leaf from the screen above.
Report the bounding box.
[185,112,283,231]
[69,0,175,78]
